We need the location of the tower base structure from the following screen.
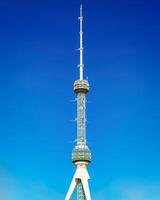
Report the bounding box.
[65,161,91,200]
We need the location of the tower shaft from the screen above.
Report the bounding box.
[77,92,86,144]
[77,180,85,200]
[76,91,87,200]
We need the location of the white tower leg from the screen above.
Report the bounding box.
[65,175,77,200]
[65,162,91,200]
[81,178,91,200]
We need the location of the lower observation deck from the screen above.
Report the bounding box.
[72,143,91,163]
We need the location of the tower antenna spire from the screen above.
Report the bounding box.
[79,4,84,80]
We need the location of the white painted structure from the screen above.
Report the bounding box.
[65,5,92,200]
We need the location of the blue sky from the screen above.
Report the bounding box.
[0,0,160,199]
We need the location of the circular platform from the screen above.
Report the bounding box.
[72,144,91,163]
[74,79,90,93]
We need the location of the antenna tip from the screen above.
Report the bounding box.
[80,4,83,16]
[80,4,83,11]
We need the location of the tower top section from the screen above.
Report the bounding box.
[74,5,89,94]
[78,4,84,80]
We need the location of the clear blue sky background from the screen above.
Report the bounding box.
[0,0,160,200]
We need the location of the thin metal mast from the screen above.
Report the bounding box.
[79,4,84,80]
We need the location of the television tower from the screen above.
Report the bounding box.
[65,5,92,200]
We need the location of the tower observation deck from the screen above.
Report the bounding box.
[65,5,92,200]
